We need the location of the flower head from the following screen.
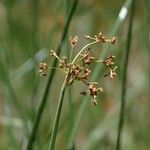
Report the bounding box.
[80,49,95,65]
[84,32,117,45]
[88,82,103,105]
[39,32,118,105]
[39,62,48,77]
[70,36,78,48]
[104,66,118,79]
[100,55,116,67]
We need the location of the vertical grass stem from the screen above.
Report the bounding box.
[116,0,135,149]
[49,79,67,150]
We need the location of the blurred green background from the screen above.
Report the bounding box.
[0,0,149,149]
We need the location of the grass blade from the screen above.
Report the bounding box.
[116,0,135,149]
[49,80,67,150]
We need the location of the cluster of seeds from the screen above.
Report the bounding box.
[39,32,118,105]
[39,62,48,77]
[97,55,118,79]
[80,49,95,65]
[84,32,117,45]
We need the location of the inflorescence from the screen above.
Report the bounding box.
[39,32,118,105]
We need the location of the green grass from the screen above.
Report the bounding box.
[0,0,149,149]
[116,0,135,149]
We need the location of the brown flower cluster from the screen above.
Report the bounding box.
[50,49,92,85]
[85,32,117,45]
[88,82,104,105]
[50,48,104,105]
[39,62,48,77]
[80,49,95,65]
[70,36,78,48]
[39,33,118,105]
[98,55,118,79]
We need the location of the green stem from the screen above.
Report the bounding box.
[71,40,98,64]
[116,0,135,149]
[26,1,78,149]
[49,78,67,150]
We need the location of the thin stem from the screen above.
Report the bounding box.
[68,86,74,131]
[65,0,75,146]
[26,1,78,149]
[116,0,135,149]
[49,78,67,150]
[71,40,98,64]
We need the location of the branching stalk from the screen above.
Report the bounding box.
[71,40,98,64]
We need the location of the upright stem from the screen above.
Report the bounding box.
[26,1,77,149]
[49,78,67,150]
[48,40,97,150]
[116,0,135,149]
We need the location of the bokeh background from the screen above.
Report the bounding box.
[0,0,149,149]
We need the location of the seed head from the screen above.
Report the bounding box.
[59,56,69,68]
[97,32,106,43]
[39,32,118,106]
[104,66,118,79]
[80,50,95,65]
[87,82,104,105]
[84,32,117,45]
[39,62,48,77]
[102,55,116,67]
[70,36,78,47]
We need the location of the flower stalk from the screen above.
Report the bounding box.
[39,32,118,149]
[49,77,67,150]
[71,40,98,64]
